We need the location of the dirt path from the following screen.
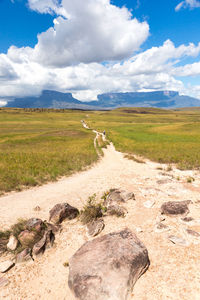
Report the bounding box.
[1,124,200,299]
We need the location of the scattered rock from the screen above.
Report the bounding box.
[154,223,170,233]
[0,276,9,287]
[7,235,18,251]
[16,248,32,263]
[18,230,39,248]
[105,189,135,206]
[33,206,41,211]
[26,218,44,233]
[135,227,143,233]
[0,260,15,273]
[87,219,105,237]
[120,191,135,202]
[185,229,200,237]
[181,217,194,223]
[161,201,191,216]
[33,230,55,256]
[49,203,79,224]
[168,235,189,246]
[107,204,127,217]
[144,200,155,208]
[157,179,171,184]
[68,228,150,300]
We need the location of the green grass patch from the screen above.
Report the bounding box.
[0,109,98,193]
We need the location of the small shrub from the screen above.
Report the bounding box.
[63,261,69,267]
[79,194,103,225]
[166,165,173,172]
[11,218,27,238]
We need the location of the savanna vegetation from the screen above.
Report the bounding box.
[1,106,200,194]
[88,107,200,170]
[0,108,98,194]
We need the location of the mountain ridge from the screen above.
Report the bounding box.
[5,90,200,109]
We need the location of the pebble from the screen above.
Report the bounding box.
[0,261,15,273]
[168,235,189,246]
[143,200,155,208]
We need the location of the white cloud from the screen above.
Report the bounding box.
[175,0,200,11]
[28,0,69,18]
[1,1,200,102]
[1,39,200,101]
[28,0,149,67]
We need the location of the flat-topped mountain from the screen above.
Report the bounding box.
[5,90,200,109]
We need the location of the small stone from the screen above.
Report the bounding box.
[87,219,105,237]
[0,260,15,273]
[161,201,191,216]
[154,223,170,233]
[168,235,189,246]
[49,203,79,224]
[16,248,32,263]
[185,229,200,237]
[157,179,171,184]
[0,276,9,287]
[135,227,143,233]
[33,206,41,211]
[181,217,194,223]
[144,200,155,208]
[7,235,18,251]
[107,205,127,217]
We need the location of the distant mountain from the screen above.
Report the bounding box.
[5,90,200,109]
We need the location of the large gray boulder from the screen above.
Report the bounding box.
[49,203,79,224]
[68,228,150,300]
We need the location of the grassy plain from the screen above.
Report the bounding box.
[0,108,97,194]
[88,107,200,170]
[1,107,200,194]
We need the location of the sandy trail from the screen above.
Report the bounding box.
[1,126,200,299]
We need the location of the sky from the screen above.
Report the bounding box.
[0,0,200,105]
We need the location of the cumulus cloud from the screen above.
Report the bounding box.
[29,0,149,67]
[1,1,200,102]
[175,0,200,11]
[0,39,200,101]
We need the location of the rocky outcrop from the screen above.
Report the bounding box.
[161,200,191,216]
[68,228,150,300]
[49,203,79,224]
[26,218,44,233]
[16,248,32,263]
[87,219,105,237]
[18,230,40,248]
[32,230,54,256]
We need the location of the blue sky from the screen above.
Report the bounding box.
[0,0,200,104]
